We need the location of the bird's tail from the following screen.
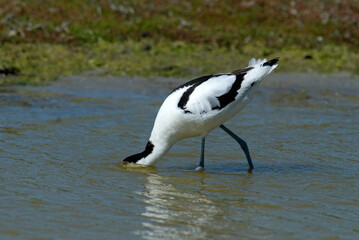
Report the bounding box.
[248,57,279,76]
[248,57,279,67]
[263,58,279,67]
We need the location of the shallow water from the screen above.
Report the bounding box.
[1,73,359,239]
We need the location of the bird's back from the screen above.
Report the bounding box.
[150,58,279,142]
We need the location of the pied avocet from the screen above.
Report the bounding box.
[123,58,279,171]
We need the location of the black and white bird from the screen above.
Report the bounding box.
[123,58,279,171]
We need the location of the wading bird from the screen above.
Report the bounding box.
[123,58,279,171]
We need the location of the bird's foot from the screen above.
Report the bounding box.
[195,166,205,171]
[247,167,253,173]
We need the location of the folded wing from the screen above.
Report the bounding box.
[182,74,237,114]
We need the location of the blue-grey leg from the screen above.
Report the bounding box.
[219,124,254,171]
[195,137,206,171]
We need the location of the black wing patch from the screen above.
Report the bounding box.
[172,74,213,94]
[211,73,246,110]
[176,75,216,113]
[175,66,253,114]
[211,67,253,110]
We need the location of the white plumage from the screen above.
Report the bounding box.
[123,57,279,170]
[185,75,236,114]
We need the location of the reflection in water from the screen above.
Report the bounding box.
[136,173,218,239]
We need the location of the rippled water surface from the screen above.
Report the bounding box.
[1,73,359,239]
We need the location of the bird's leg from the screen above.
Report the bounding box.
[219,124,254,172]
[195,137,206,171]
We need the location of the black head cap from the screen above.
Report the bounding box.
[123,141,154,163]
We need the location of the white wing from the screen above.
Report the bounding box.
[184,74,236,114]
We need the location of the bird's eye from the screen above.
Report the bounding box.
[251,82,255,87]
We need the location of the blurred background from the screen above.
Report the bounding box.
[0,0,358,85]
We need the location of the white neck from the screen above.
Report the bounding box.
[137,138,172,165]
[123,135,174,166]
